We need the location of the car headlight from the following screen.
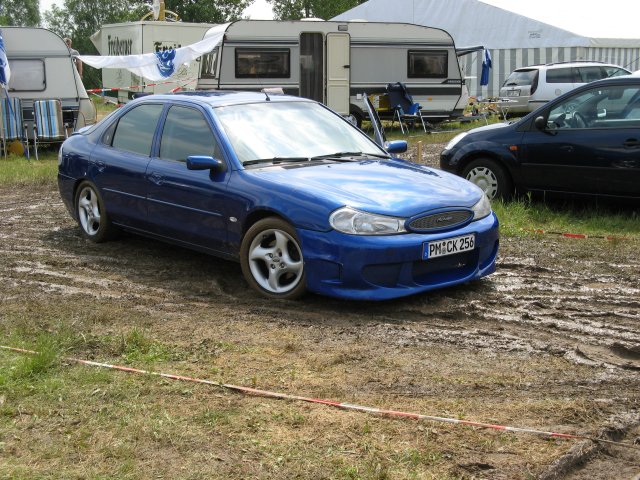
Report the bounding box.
[444,131,468,151]
[471,193,492,220]
[330,207,407,235]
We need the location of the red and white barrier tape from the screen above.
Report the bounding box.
[523,228,629,241]
[87,78,196,94]
[1,345,637,450]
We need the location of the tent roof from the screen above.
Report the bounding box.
[333,0,640,49]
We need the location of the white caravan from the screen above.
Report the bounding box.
[2,26,96,130]
[196,20,468,125]
[91,21,214,103]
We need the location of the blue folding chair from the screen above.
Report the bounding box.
[33,99,67,160]
[0,96,27,158]
[386,82,428,134]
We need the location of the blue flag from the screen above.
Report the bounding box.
[0,29,10,88]
[480,48,491,86]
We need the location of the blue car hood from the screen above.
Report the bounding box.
[249,159,483,216]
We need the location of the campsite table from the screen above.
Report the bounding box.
[476,98,515,120]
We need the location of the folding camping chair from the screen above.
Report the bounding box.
[33,99,67,160]
[0,96,28,158]
[386,82,428,134]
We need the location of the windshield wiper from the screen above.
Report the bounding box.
[243,156,310,166]
[311,151,390,161]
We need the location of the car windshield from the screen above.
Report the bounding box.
[214,101,385,164]
[502,69,537,86]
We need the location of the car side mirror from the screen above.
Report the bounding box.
[186,155,226,172]
[384,140,408,154]
[534,116,547,131]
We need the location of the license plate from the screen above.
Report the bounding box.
[423,234,475,259]
[506,89,520,97]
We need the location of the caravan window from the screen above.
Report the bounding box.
[407,50,448,78]
[200,48,219,79]
[8,59,46,91]
[235,48,290,78]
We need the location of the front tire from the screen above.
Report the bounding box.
[240,218,306,300]
[75,181,117,242]
[462,158,513,200]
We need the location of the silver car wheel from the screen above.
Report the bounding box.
[77,185,102,236]
[247,228,304,294]
[466,166,498,200]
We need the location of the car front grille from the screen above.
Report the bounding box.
[408,210,472,232]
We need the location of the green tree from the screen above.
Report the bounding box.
[43,0,143,89]
[163,0,251,23]
[266,0,366,20]
[0,0,40,26]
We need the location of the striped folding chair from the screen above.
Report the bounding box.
[33,99,67,160]
[0,96,27,159]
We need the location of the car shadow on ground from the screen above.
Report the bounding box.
[43,224,494,324]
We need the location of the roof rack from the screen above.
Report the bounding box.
[544,60,606,67]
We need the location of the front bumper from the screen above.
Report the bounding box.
[298,213,499,300]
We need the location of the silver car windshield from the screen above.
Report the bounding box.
[214,101,385,164]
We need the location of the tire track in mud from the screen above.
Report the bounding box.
[2,186,639,478]
[1,187,639,374]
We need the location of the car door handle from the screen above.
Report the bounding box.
[623,138,640,147]
[149,172,164,185]
[560,145,574,153]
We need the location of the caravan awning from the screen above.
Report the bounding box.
[456,46,485,57]
[79,23,229,82]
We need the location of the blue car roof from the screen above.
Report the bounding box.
[135,91,311,108]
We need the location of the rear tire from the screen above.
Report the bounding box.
[462,158,513,200]
[350,111,363,129]
[75,181,118,242]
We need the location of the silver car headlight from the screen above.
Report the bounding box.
[330,207,407,235]
[444,131,468,151]
[471,193,492,220]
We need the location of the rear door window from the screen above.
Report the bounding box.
[111,104,164,156]
[546,67,576,83]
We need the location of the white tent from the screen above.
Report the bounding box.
[333,0,640,98]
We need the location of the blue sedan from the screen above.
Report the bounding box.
[58,92,499,300]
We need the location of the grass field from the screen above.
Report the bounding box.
[1,123,639,478]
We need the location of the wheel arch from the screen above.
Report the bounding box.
[241,208,289,236]
[457,151,515,187]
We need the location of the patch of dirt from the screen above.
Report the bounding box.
[1,182,639,478]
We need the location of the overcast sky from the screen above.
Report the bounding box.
[480,0,638,39]
[39,0,274,19]
[39,0,639,39]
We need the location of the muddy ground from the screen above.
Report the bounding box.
[1,152,639,478]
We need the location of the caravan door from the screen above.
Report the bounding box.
[299,33,323,103]
[326,33,350,115]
